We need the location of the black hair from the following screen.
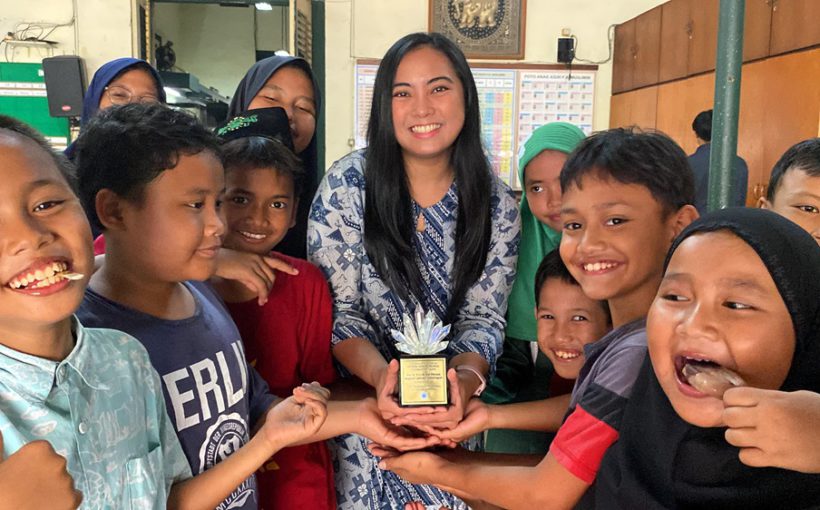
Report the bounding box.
[534,251,610,320]
[222,136,304,197]
[363,32,493,324]
[692,110,712,142]
[561,127,695,215]
[74,103,221,232]
[0,114,76,190]
[766,138,820,201]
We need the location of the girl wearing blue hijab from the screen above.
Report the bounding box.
[229,56,321,259]
[66,58,165,160]
[81,57,165,127]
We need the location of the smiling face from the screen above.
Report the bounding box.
[222,166,297,256]
[559,174,691,323]
[98,68,160,110]
[524,150,568,231]
[0,134,93,333]
[536,278,611,379]
[648,231,795,427]
[390,45,465,169]
[113,151,225,283]
[247,66,316,154]
[760,168,820,245]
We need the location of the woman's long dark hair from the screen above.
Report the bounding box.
[364,32,493,323]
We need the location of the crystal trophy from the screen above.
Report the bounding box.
[390,308,451,407]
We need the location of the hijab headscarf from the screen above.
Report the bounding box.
[586,208,820,509]
[505,122,586,341]
[80,58,165,128]
[229,56,321,259]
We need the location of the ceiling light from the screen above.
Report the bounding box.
[255,2,273,10]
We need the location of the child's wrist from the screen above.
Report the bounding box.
[485,404,498,431]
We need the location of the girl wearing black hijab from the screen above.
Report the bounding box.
[229,56,321,259]
[583,208,820,509]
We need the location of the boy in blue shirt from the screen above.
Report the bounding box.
[0,115,328,509]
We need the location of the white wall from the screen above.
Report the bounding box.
[0,0,134,78]
[153,3,287,99]
[323,0,667,163]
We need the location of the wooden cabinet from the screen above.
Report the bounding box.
[659,0,691,82]
[770,0,820,56]
[612,19,636,94]
[743,0,773,61]
[687,0,719,75]
[633,6,662,88]
[655,73,716,154]
[609,86,659,131]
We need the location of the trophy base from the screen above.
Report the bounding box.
[398,355,449,407]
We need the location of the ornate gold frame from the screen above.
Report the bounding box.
[428,0,526,59]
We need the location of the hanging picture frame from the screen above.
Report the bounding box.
[428,0,527,59]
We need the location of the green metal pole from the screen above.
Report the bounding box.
[708,0,745,211]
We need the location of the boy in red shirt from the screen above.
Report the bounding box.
[212,108,337,510]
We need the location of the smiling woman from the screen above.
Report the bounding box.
[308,32,521,510]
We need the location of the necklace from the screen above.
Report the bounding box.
[416,211,426,232]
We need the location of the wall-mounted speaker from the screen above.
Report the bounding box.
[42,56,86,118]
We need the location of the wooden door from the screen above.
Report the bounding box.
[770,0,820,56]
[633,6,662,89]
[655,72,716,154]
[613,19,636,93]
[659,0,690,82]
[688,0,720,75]
[743,0,772,62]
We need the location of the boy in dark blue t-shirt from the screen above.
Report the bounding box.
[74,103,437,510]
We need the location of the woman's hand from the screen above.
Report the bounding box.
[214,248,298,305]
[375,359,438,421]
[389,369,471,431]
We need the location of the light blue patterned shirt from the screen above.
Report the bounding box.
[0,318,191,509]
[308,150,520,509]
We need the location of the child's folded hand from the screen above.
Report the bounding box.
[723,387,820,474]
[214,248,299,305]
[357,397,441,452]
[292,381,331,404]
[261,393,328,449]
[0,431,83,510]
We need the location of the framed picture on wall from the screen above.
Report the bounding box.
[428,0,526,59]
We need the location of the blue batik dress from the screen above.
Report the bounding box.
[308,150,520,509]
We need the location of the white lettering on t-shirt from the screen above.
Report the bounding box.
[231,342,249,392]
[217,350,244,407]
[190,358,226,422]
[163,367,200,430]
[161,342,250,433]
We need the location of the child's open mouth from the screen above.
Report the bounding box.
[674,355,745,398]
[7,261,84,292]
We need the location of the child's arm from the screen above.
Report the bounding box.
[723,388,820,473]
[379,449,589,510]
[167,385,327,510]
[0,432,82,510]
[212,248,299,305]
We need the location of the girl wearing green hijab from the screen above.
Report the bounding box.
[483,122,586,453]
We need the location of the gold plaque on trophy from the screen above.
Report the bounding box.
[391,309,451,407]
